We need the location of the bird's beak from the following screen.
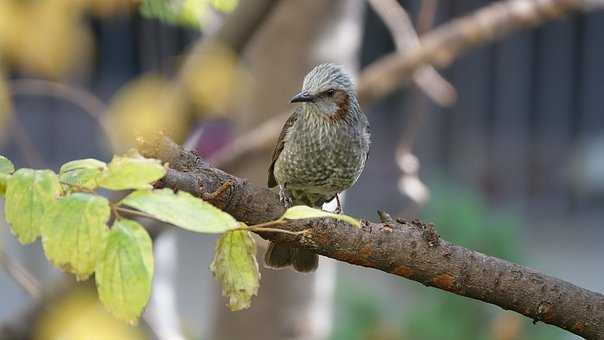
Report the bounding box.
[290,91,314,103]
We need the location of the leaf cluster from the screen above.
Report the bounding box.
[0,151,360,323]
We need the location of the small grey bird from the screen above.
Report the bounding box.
[265,63,371,272]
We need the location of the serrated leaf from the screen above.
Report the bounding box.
[282,205,361,227]
[5,169,62,244]
[96,219,154,324]
[59,158,107,190]
[210,230,259,311]
[98,154,166,190]
[121,188,238,233]
[0,155,14,174]
[41,193,110,280]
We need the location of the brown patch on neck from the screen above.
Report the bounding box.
[330,90,350,122]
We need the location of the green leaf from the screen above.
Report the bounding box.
[98,154,166,191]
[121,188,239,233]
[41,193,110,280]
[4,169,62,244]
[282,205,361,227]
[210,230,260,311]
[96,219,154,324]
[0,155,14,174]
[59,158,107,190]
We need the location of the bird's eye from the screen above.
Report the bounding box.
[326,89,336,96]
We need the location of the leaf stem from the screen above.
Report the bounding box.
[59,181,95,193]
[237,220,309,236]
[113,206,157,220]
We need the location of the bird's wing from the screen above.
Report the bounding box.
[268,109,299,188]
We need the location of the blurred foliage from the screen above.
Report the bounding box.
[0,68,11,143]
[141,0,238,28]
[0,1,93,79]
[183,43,251,118]
[104,75,188,151]
[331,181,567,340]
[34,287,146,340]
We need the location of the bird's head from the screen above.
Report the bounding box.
[291,63,357,120]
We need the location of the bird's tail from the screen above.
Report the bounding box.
[264,242,318,273]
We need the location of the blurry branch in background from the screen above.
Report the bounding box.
[10,79,107,118]
[394,0,440,212]
[358,0,586,102]
[209,0,589,169]
[367,0,457,107]
[0,249,42,299]
[141,134,604,340]
[9,79,112,149]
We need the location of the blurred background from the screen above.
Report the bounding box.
[0,0,603,339]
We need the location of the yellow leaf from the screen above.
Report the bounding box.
[96,219,154,324]
[41,193,110,280]
[5,169,62,244]
[282,205,361,227]
[98,153,166,190]
[210,230,260,311]
[121,188,239,233]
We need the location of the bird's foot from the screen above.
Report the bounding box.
[279,185,293,208]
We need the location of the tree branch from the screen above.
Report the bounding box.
[139,134,604,339]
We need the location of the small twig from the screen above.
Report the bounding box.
[232,219,310,237]
[202,179,235,201]
[0,249,42,299]
[245,226,308,237]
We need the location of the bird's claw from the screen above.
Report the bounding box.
[334,194,343,214]
[279,185,293,208]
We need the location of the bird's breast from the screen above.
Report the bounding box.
[274,118,368,196]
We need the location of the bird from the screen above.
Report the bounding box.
[264,63,371,272]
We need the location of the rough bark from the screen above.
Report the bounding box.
[140,135,604,340]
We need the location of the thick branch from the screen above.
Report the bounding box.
[140,135,604,339]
